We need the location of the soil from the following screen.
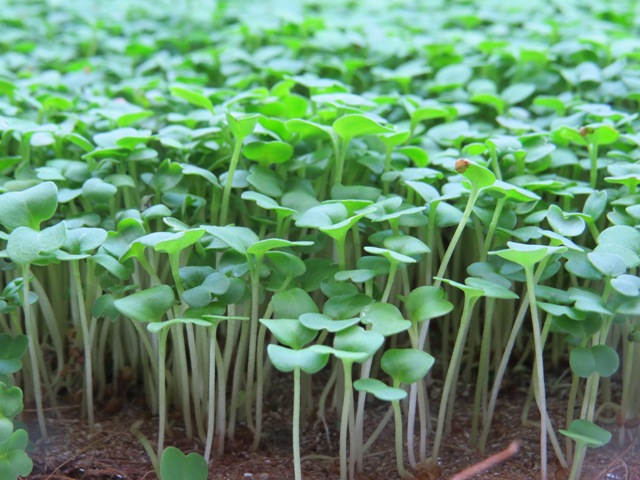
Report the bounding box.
[24,369,640,480]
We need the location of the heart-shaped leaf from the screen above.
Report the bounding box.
[570,345,619,378]
[381,348,435,385]
[267,345,329,374]
[113,285,175,324]
[559,419,612,448]
[0,182,58,231]
[404,286,453,323]
[360,303,411,336]
[547,205,585,237]
[160,446,208,480]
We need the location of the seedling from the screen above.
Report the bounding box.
[489,242,566,480]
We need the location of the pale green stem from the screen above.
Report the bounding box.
[22,264,47,439]
[482,198,506,257]
[432,295,477,461]
[220,138,244,225]
[204,326,218,463]
[433,187,479,287]
[72,260,95,431]
[339,361,353,480]
[588,143,599,189]
[157,329,169,456]
[525,267,548,480]
[391,394,409,478]
[470,297,495,445]
[293,366,302,480]
[246,258,262,436]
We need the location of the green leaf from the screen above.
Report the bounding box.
[353,378,406,401]
[146,318,213,333]
[364,246,416,264]
[267,345,329,374]
[405,286,453,323]
[299,313,360,333]
[63,227,107,255]
[0,429,33,478]
[170,86,214,114]
[332,114,392,141]
[381,348,435,385]
[160,447,208,480]
[226,112,259,141]
[0,384,22,443]
[569,287,612,315]
[246,238,313,257]
[547,205,585,238]
[272,288,318,319]
[611,274,640,297]
[490,242,566,269]
[583,190,607,221]
[559,420,612,448]
[0,182,58,231]
[464,277,519,300]
[459,161,496,191]
[587,252,626,278]
[501,83,535,105]
[360,303,411,336]
[570,345,619,378]
[382,236,430,257]
[243,141,294,165]
[260,319,317,350]
[154,229,205,256]
[113,285,175,324]
[6,222,67,265]
[311,326,384,363]
[323,293,374,320]
[0,335,27,376]
[597,226,640,255]
[203,225,259,255]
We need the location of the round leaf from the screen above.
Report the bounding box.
[381,348,435,385]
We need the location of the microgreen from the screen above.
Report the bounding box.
[2,2,639,478]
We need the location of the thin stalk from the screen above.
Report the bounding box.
[479,258,548,452]
[204,325,219,463]
[567,443,587,480]
[333,140,347,188]
[482,198,506,256]
[71,261,95,431]
[525,267,548,480]
[339,361,353,480]
[588,143,599,189]
[228,316,250,439]
[391,393,409,478]
[470,297,495,445]
[246,259,262,436]
[433,187,479,287]
[293,367,303,480]
[22,265,47,438]
[157,329,169,455]
[171,324,193,439]
[220,138,244,225]
[250,321,268,452]
[432,295,477,461]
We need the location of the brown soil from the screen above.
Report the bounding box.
[24,370,640,480]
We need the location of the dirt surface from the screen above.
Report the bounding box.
[24,370,640,480]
